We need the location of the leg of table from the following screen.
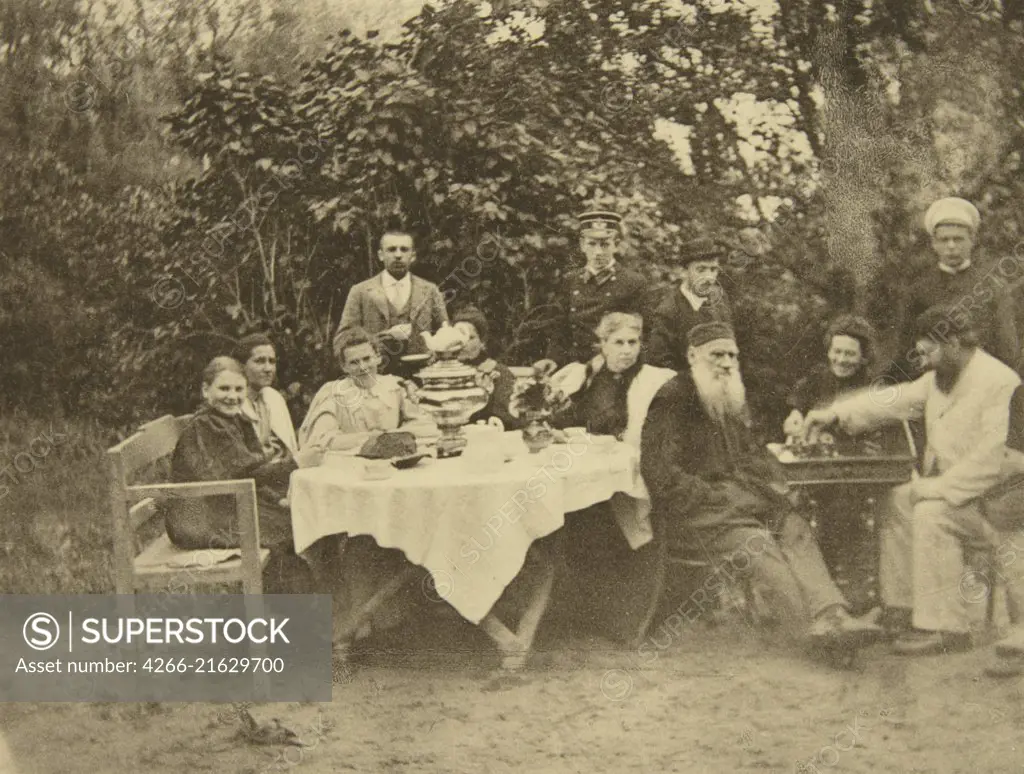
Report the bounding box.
[479,547,557,671]
[333,565,419,660]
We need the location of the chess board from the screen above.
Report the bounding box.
[766,422,918,487]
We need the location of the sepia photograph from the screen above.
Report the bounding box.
[2,0,1024,771]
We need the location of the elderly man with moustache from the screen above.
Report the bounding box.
[335,225,448,377]
[647,236,733,372]
[641,322,882,650]
[885,197,1019,379]
[804,304,1021,655]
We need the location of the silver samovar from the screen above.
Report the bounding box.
[414,326,492,458]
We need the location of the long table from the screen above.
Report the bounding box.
[289,434,650,668]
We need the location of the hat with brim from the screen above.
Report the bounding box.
[672,236,728,266]
[688,321,736,349]
[924,197,980,235]
[578,210,623,237]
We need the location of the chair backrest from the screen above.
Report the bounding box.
[108,415,192,592]
[109,415,186,482]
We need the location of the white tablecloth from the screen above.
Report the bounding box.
[289,436,640,623]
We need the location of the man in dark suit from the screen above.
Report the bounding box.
[334,228,449,376]
[646,236,733,372]
[540,210,650,369]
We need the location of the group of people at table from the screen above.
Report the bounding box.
[164,195,1024,676]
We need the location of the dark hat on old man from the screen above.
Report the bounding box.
[688,321,736,349]
[672,236,728,266]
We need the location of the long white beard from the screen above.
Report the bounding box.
[692,361,748,424]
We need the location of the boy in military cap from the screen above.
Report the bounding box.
[646,236,733,372]
[540,210,650,370]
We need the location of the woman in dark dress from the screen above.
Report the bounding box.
[451,306,520,430]
[547,312,676,644]
[783,314,877,437]
[165,356,320,591]
[783,315,880,613]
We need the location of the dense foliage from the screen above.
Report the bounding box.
[2,0,1024,434]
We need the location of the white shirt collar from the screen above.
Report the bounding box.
[938,258,971,275]
[343,374,397,398]
[679,283,706,311]
[382,271,412,291]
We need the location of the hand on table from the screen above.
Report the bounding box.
[801,408,839,443]
[531,359,558,378]
[294,446,326,469]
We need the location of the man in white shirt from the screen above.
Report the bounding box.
[335,228,448,376]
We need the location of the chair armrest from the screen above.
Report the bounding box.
[128,479,257,499]
[127,479,264,593]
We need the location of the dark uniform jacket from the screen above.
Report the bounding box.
[646,287,732,372]
[546,264,649,365]
[886,255,1019,378]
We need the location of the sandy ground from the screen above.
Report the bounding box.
[2,611,1023,774]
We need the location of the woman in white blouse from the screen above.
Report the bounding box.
[298,327,422,451]
[235,333,299,458]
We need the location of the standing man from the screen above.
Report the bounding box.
[541,210,649,369]
[335,227,448,377]
[647,236,733,372]
[887,197,1019,379]
[804,305,1020,655]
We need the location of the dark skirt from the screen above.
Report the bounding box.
[164,494,294,552]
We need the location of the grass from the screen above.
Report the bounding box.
[0,410,117,594]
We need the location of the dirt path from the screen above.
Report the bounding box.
[2,620,1023,774]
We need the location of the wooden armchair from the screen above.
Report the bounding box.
[108,415,271,594]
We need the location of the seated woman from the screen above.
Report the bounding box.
[297,327,430,644]
[783,314,877,438]
[234,333,298,459]
[548,312,676,642]
[298,327,425,451]
[165,357,320,590]
[782,313,881,614]
[451,305,520,430]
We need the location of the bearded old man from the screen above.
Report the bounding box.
[804,304,1021,655]
[640,322,882,649]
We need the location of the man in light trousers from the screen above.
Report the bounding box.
[805,304,1020,655]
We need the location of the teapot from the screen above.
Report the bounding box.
[420,323,467,356]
